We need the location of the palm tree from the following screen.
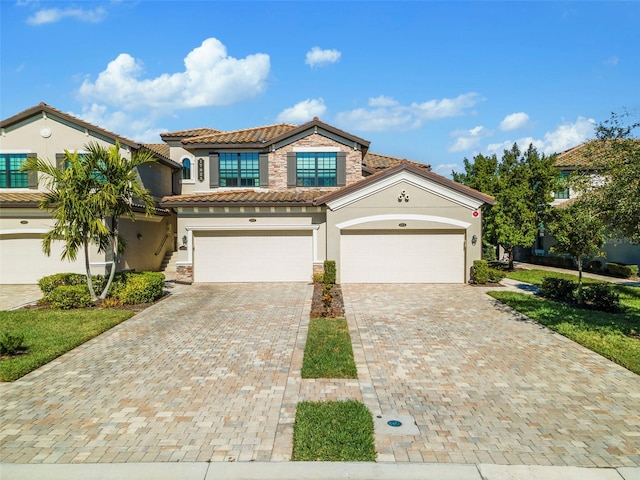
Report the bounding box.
[21,151,109,300]
[86,141,156,299]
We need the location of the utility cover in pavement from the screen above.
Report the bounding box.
[374,413,420,435]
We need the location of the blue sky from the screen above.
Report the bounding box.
[2,1,638,177]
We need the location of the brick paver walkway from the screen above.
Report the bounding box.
[343,284,640,468]
[0,283,312,463]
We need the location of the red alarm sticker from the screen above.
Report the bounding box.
[472,211,479,217]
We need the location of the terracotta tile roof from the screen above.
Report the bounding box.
[142,143,170,159]
[160,128,222,140]
[555,139,640,168]
[314,163,495,206]
[363,152,431,172]
[0,192,44,206]
[182,123,298,145]
[162,189,336,207]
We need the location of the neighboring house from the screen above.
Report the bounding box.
[0,104,494,285]
[160,117,493,284]
[531,140,640,268]
[0,103,180,284]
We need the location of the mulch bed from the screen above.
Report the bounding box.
[310,283,345,318]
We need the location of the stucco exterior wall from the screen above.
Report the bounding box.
[118,215,176,272]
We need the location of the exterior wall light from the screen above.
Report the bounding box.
[182,235,187,246]
[137,233,143,240]
[471,234,478,245]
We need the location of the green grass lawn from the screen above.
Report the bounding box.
[301,318,357,379]
[506,268,604,286]
[488,290,640,375]
[292,400,376,461]
[0,309,134,381]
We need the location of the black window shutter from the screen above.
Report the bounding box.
[27,153,38,188]
[259,154,269,188]
[209,154,219,188]
[287,152,296,187]
[337,152,347,186]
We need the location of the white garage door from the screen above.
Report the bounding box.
[194,230,313,283]
[0,236,86,284]
[340,231,465,283]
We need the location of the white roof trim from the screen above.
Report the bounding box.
[326,170,485,211]
[185,225,319,231]
[336,214,471,230]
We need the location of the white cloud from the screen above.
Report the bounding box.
[605,56,619,66]
[305,47,341,67]
[500,112,530,131]
[277,98,327,123]
[27,6,107,25]
[78,38,270,111]
[72,103,165,143]
[336,93,482,132]
[486,116,595,156]
[449,125,487,152]
[433,163,460,174]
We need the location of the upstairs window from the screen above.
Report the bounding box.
[0,153,28,188]
[296,152,337,187]
[182,158,192,180]
[219,153,260,187]
[554,172,570,199]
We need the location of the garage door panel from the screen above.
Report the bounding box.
[194,230,312,283]
[340,231,464,284]
[0,237,85,284]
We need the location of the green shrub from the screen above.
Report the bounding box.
[115,272,164,304]
[584,260,603,273]
[0,332,25,355]
[540,277,576,303]
[605,262,639,278]
[471,260,490,284]
[482,245,497,261]
[488,267,506,283]
[581,283,621,312]
[323,260,336,285]
[529,255,575,269]
[48,285,93,309]
[38,273,86,295]
[312,271,324,284]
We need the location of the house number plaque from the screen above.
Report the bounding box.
[198,158,205,182]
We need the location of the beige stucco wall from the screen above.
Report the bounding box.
[118,215,176,272]
[1,113,174,198]
[325,180,483,283]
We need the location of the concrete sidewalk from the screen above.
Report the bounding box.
[1,462,638,480]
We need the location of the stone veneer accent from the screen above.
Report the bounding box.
[268,133,363,190]
[176,265,193,284]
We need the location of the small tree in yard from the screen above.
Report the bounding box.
[22,151,109,301]
[545,201,605,304]
[86,141,156,299]
[22,141,156,301]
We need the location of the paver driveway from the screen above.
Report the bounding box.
[0,283,312,463]
[343,284,640,467]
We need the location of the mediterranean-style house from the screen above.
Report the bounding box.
[0,103,494,285]
[530,140,640,268]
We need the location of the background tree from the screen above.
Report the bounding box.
[545,201,605,303]
[573,112,640,243]
[453,143,558,269]
[22,151,109,300]
[87,141,156,299]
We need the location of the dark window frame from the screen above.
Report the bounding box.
[219,152,260,187]
[0,153,29,188]
[295,152,337,187]
[182,158,192,180]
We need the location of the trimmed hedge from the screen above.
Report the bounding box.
[48,285,93,309]
[605,262,639,278]
[323,260,336,285]
[528,255,575,269]
[539,277,621,312]
[37,271,165,308]
[471,260,506,284]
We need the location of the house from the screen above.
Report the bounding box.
[531,140,640,268]
[160,117,493,284]
[0,103,179,284]
[1,104,494,285]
